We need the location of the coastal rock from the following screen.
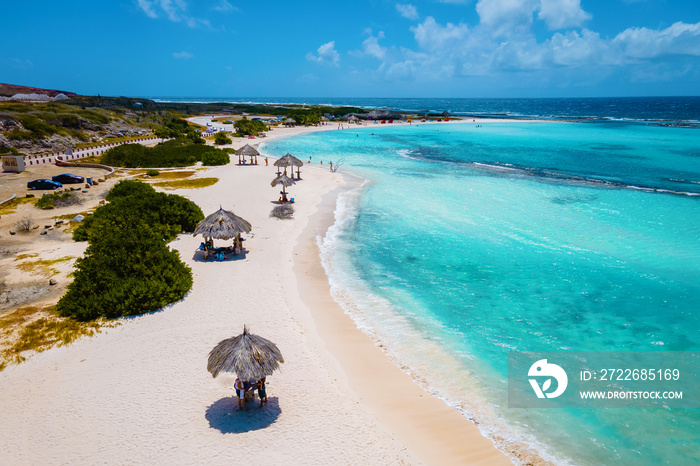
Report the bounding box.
[49,278,57,286]
[79,118,101,131]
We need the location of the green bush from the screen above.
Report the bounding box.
[36,193,80,209]
[59,180,202,320]
[57,218,193,320]
[105,179,158,201]
[75,180,203,242]
[201,151,230,166]
[100,139,229,168]
[214,132,232,145]
[0,145,22,155]
[234,118,267,136]
[146,169,160,177]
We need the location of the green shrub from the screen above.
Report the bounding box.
[100,139,229,168]
[59,180,202,320]
[146,169,160,177]
[201,151,230,166]
[36,193,80,209]
[0,145,22,155]
[234,118,267,136]
[214,132,232,145]
[57,218,193,320]
[75,180,204,242]
[105,179,157,200]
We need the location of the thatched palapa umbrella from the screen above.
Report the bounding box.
[273,153,304,179]
[235,144,260,165]
[207,326,284,381]
[194,207,252,254]
[271,174,295,202]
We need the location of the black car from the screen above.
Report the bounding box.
[27,179,62,190]
[52,173,85,184]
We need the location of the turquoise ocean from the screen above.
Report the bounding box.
[159,96,700,464]
[259,115,699,464]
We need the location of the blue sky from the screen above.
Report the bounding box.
[2,0,699,98]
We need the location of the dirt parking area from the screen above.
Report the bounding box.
[0,163,124,313]
[0,163,112,202]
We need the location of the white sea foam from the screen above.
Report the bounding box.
[317,181,573,466]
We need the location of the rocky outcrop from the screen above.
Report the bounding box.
[0,118,151,156]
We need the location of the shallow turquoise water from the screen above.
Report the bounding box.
[263,122,700,465]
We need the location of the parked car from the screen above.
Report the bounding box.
[52,173,85,184]
[27,179,62,190]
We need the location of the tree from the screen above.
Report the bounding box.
[214,131,232,145]
[234,117,268,136]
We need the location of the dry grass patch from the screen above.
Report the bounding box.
[79,155,102,163]
[53,211,91,234]
[0,197,36,215]
[152,177,218,189]
[15,253,39,261]
[147,170,195,180]
[15,256,76,277]
[0,305,114,371]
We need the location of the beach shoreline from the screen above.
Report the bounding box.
[0,118,522,464]
[289,168,512,464]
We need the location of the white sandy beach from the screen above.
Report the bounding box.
[0,121,512,465]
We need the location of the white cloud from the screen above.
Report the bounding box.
[136,0,210,28]
[411,17,470,51]
[137,0,158,18]
[613,21,700,59]
[212,0,234,12]
[547,29,612,66]
[358,2,700,88]
[173,51,194,59]
[476,0,539,38]
[351,30,388,60]
[306,41,341,67]
[396,4,419,20]
[538,0,591,30]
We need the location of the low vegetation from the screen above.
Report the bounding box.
[57,180,203,320]
[234,117,268,136]
[36,192,82,209]
[214,131,232,145]
[0,305,110,372]
[144,170,194,180]
[154,117,204,143]
[100,138,230,168]
[15,256,75,277]
[13,217,34,232]
[0,197,36,215]
[201,151,229,166]
[152,177,219,190]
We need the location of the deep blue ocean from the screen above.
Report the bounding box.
[153,96,700,125]
[163,97,700,464]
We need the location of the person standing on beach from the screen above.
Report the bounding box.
[265,157,268,166]
[235,378,247,410]
[257,377,267,407]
